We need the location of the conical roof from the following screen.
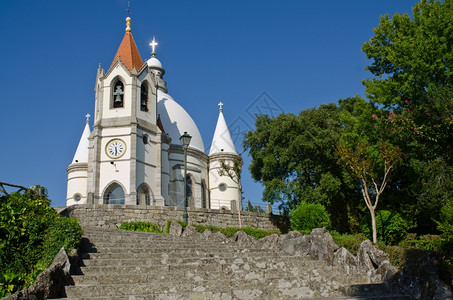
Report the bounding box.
[209,103,237,155]
[72,118,91,164]
[110,17,143,72]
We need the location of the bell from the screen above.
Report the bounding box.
[115,95,122,104]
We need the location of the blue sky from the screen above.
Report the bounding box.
[0,0,417,208]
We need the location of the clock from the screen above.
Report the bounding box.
[106,139,126,159]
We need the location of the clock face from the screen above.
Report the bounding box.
[106,139,126,159]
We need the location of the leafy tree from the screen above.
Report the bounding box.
[362,0,453,110]
[362,0,453,235]
[337,140,402,244]
[243,102,359,232]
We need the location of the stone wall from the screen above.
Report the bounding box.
[61,204,289,233]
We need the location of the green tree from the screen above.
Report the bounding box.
[337,140,402,244]
[362,0,453,235]
[243,100,362,232]
[362,0,453,109]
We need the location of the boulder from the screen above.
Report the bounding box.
[169,221,183,236]
[257,233,280,251]
[182,225,199,237]
[231,231,256,247]
[333,247,357,274]
[356,240,390,273]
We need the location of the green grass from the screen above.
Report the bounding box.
[119,221,163,233]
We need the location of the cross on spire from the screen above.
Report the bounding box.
[150,36,158,56]
[85,113,91,124]
[218,101,224,111]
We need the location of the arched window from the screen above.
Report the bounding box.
[201,180,207,208]
[140,83,148,112]
[137,184,151,206]
[103,183,125,204]
[113,80,124,108]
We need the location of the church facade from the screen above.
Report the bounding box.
[66,17,241,211]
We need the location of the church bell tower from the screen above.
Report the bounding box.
[84,17,164,206]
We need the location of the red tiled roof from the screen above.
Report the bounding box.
[111,31,143,72]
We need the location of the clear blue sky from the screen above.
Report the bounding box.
[0,0,417,208]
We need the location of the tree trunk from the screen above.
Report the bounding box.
[370,208,377,244]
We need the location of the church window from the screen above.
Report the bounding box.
[113,80,124,108]
[74,194,82,202]
[104,183,125,205]
[219,183,227,192]
[140,83,149,112]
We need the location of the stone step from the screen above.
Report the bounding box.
[79,239,240,251]
[80,254,327,268]
[63,274,372,298]
[59,294,411,300]
[71,271,367,286]
[79,248,272,259]
[78,257,327,276]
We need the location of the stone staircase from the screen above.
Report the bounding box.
[57,227,411,300]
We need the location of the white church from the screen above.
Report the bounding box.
[66,17,241,211]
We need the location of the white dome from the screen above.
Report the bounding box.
[157,91,205,152]
[147,56,163,69]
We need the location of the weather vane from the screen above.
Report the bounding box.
[126,0,131,15]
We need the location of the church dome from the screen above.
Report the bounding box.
[157,91,205,152]
[147,56,163,69]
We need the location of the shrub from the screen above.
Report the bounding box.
[330,231,367,255]
[290,202,331,232]
[361,210,408,245]
[119,221,162,233]
[0,188,82,296]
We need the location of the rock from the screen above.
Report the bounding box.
[389,252,452,300]
[370,261,398,283]
[169,221,183,236]
[306,228,339,264]
[356,240,390,273]
[201,228,213,240]
[212,231,228,243]
[182,225,199,237]
[232,231,256,247]
[333,247,357,274]
[4,247,73,300]
[258,233,280,251]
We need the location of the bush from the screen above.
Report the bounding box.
[290,202,331,232]
[119,221,163,233]
[361,210,408,245]
[330,231,367,255]
[0,188,82,296]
